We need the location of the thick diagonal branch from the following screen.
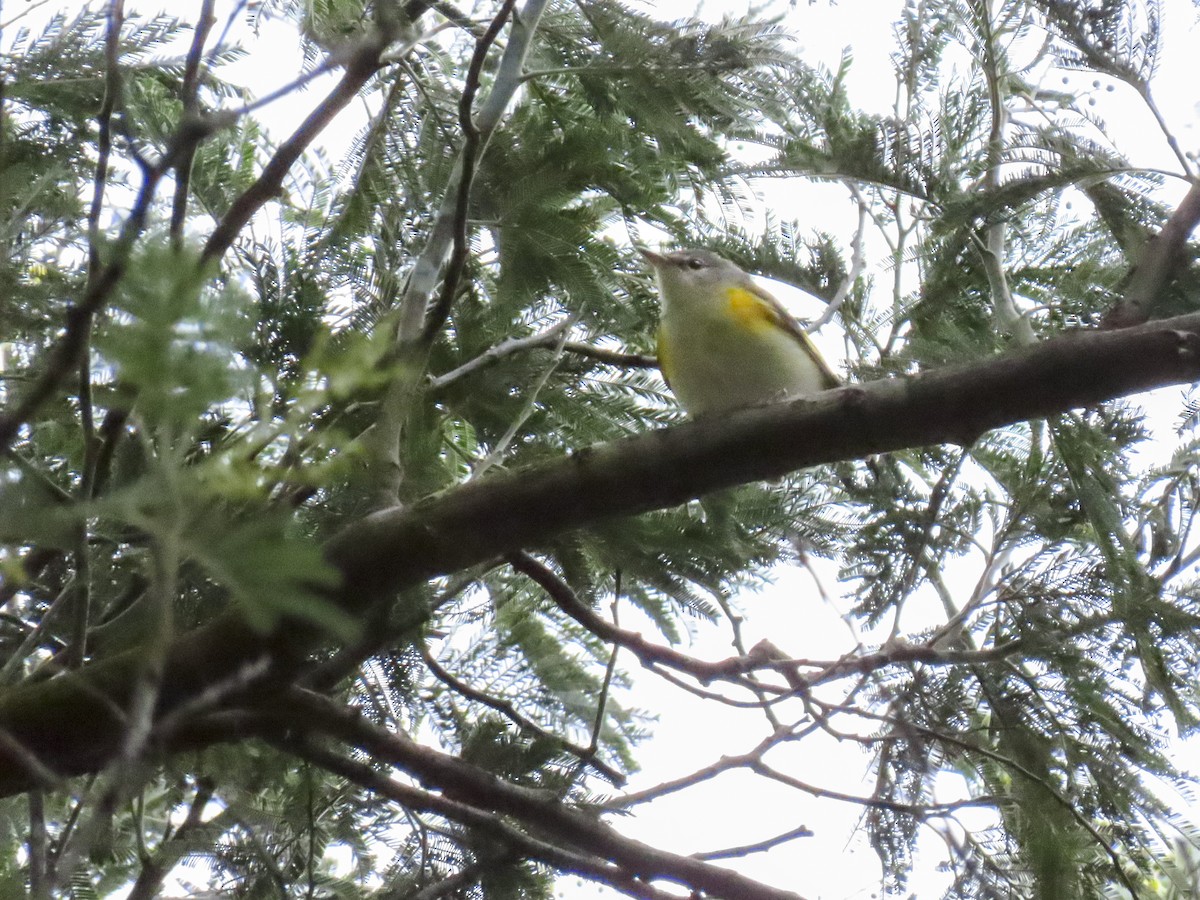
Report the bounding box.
[3,311,1200,794]
[227,690,807,900]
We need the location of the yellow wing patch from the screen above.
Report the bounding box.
[724,284,840,389]
[724,286,778,331]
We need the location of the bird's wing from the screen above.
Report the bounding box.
[733,280,841,389]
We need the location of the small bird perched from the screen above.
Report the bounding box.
[640,248,839,416]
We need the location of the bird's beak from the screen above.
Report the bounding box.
[637,247,667,268]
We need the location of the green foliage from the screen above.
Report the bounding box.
[2,1,1200,898]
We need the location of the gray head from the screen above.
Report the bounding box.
[638,248,748,304]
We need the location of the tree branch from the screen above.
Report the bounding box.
[691,825,814,862]
[5,311,1200,791]
[125,777,214,900]
[420,643,626,785]
[419,0,518,344]
[73,3,125,662]
[280,735,695,900]
[169,0,217,248]
[562,342,658,369]
[1102,177,1200,328]
[200,30,395,264]
[508,552,781,691]
[236,690,808,900]
[608,727,795,811]
[396,0,551,345]
[369,0,551,501]
[429,317,575,391]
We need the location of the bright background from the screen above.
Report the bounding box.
[5,1,1197,897]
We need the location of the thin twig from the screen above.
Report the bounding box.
[169,0,217,248]
[278,736,689,900]
[201,29,396,264]
[1135,82,1196,179]
[471,327,567,478]
[507,552,775,692]
[209,0,249,60]
[809,693,1141,896]
[72,0,127,667]
[562,342,658,369]
[420,0,518,344]
[811,182,868,330]
[609,727,794,811]
[589,573,621,756]
[753,758,997,817]
[0,0,55,30]
[712,589,783,730]
[28,790,48,900]
[429,316,575,391]
[85,0,124,279]
[420,644,625,785]
[0,576,77,684]
[691,825,814,862]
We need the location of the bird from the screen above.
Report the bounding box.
[639,248,839,416]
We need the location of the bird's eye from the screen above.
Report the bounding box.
[686,257,706,270]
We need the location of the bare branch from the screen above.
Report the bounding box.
[810,182,868,331]
[562,342,658,369]
[1102,177,1200,329]
[609,727,794,810]
[429,317,575,391]
[508,552,783,693]
[241,690,808,900]
[588,581,621,756]
[169,0,217,247]
[713,591,786,731]
[420,644,626,785]
[753,758,997,817]
[200,31,394,265]
[692,825,814,862]
[420,0,518,345]
[7,311,1200,790]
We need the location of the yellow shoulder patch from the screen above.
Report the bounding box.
[725,284,841,389]
[724,286,776,331]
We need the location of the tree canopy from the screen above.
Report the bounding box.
[1,0,1200,897]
